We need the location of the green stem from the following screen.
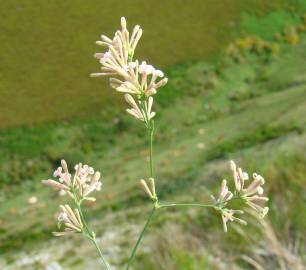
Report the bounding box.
[148,121,154,178]
[125,207,156,270]
[91,235,110,270]
[74,195,110,270]
[76,202,92,236]
[159,203,215,209]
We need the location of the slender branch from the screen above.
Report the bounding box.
[148,121,154,178]
[91,234,110,270]
[125,207,156,270]
[159,203,215,209]
[73,193,110,270]
[76,202,92,236]
[139,98,154,178]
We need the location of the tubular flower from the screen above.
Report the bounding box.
[91,17,168,122]
[220,209,247,233]
[137,61,168,97]
[90,16,141,79]
[230,160,269,218]
[211,179,233,205]
[42,159,73,197]
[125,94,155,122]
[140,178,157,202]
[53,204,83,237]
[94,16,142,73]
[108,60,168,98]
[42,160,102,202]
[243,173,269,218]
[73,163,102,201]
[230,160,249,192]
[211,161,269,232]
[212,179,246,232]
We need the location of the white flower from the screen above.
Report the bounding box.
[230,161,269,218]
[124,94,156,122]
[212,179,246,232]
[137,61,168,97]
[211,161,269,232]
[53,205,83,237]
[230,160,249,192]
[91,17,168,105]
[220,209,247,232]
[43,160,102,202]
[91,17,142,78]
[242,172,249,180]
[211,179,233,205]
[91,17,168,122]
[58,190,66,196]
[139,61,155,75]
[113,79,142,95]
[140,178,157,201]
[73,163,102,200]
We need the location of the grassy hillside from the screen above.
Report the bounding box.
[1,4,306,270]
[0,0,285,129]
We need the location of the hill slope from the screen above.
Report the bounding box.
[0,0,283,128]
[1,6,306,270]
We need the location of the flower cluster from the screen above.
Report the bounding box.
[211,179,246,232]
[230,160,269,218]
[53,204,83,237]
[43,160,102,237]
[91,17,168,123]
[211,161,269,232]
[42,160,102,202]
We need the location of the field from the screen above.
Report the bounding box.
[0,0,283,129]
[1,1,306,270]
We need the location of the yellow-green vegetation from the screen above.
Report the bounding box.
[1,4,306,270]
[0,0,284,129]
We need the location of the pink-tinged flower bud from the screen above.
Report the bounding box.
[121,17,127,30]
[53,205,83,237]
[42,179,67,190]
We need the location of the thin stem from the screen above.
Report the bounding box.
[125,207,156,270]
[73,194,110,270]
[159,203,215,209]
[139,98,154,178]
[91,235,110,270]
[76,202,92,236]
[148,121,154,178]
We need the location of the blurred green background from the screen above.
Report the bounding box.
[0,0,305,269]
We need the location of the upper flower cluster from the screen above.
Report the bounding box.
[211,160,269,232]
[91,17,168,123]
[42,160,102,202]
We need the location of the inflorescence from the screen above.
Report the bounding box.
[42,17,270,269]
[91,17,168,126]
[43,160,102,236]
[211,160,269,232]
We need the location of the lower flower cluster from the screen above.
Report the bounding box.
[42,160,102,237]
[211,160,269,232]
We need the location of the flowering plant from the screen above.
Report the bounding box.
[42,17,269,269]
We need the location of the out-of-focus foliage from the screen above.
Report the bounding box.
[0,0,283,128]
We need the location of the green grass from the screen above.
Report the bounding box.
[1,4,306,270]
[0,0,284,129]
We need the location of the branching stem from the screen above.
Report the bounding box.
[124,99,214,270]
